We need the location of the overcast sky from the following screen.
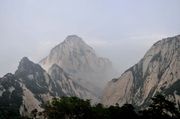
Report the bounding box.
[0,0,180,77]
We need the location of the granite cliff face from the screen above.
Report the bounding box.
[0,73,23,116]
[0,57,98,116]
[15,57,52,115]
[40,35,115,93]
[102,35,180,107]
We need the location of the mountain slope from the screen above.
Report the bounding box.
[14,57,53,115]
[0,73,23,118]
[0,57,98,117]
[102,35,180,107]
[39,35,114,91]
[48,64,99,101]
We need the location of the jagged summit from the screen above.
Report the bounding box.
[64,35,84,43]
[2,73,14,78]
[50,35,95,57]
[17,57,43,74]
[61,35,94,52]
[0,73,17,86]
[17,57,33,72]
[152,34,180,47]
[19,57,30,64]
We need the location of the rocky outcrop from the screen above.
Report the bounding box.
[0,73,23,116]
[14,57,53,115]
[0,57,98,116]
[102,35,180,107]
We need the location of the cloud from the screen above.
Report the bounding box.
[30,40,60,62]
[86,39,109,48]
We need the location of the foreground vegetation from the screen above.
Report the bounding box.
[30,94,180,119]
[0,94,180,119]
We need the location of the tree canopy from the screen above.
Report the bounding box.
[1,94,180,119]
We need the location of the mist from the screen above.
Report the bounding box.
[0,0,180,77]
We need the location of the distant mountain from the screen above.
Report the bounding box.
[39,35,115,93]
[0,35,115,117]
[102,35,180,107]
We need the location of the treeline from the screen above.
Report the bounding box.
[0,94,180,119]
[31,94,179,119]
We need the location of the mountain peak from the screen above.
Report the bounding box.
[20,57,30,63]
[64,35,83,43]
[62,35,89,47]
[49,35,92,54]
[49,35,95,58]
[39,35,115,90]
[18,57,32,69]
[16,57,42,74]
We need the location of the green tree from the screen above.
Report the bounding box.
[108,104,121,119]
[92,103,110,119]
[44,97,92,119]
[140,94,180,119]
[119,104,138,119]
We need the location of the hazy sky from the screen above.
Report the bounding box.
[0,0,180,77]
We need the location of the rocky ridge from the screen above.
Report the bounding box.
[102,35,180,107]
